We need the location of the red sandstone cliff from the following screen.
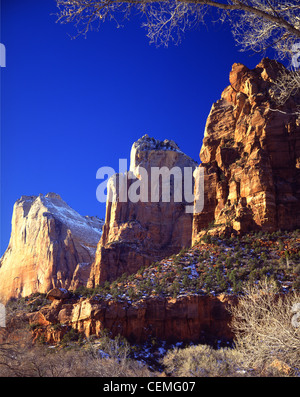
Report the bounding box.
[27,291,235,345]
[193,58,300,242]
[88,135,197,287]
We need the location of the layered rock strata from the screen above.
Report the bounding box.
[193,58,300,242]
[88,135,197,287]
[0,193,104,302]
[28,293,235,345]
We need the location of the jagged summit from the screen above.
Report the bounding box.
[13,193,103,245]
[44,192,62,200]
[132,134,182,153]
[130,134,197,174]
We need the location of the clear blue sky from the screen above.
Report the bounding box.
[1,0,272,255]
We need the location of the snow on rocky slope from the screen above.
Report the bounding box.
[0,193,104,302]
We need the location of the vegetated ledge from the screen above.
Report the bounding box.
[80,228,300,302]
[4,229,300,348]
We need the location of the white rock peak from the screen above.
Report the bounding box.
[0,193,104,302]
[130,134,196,174]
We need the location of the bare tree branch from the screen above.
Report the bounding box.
[55,1,300,50]
[55,1,300,107]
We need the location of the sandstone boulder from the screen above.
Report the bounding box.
[46,288,70,301]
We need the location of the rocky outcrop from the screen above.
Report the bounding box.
[88,135,197,287]
[193,58,300,242]
[28,293,235,345]
[0,193,104,303]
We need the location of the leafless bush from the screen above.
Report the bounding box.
[85,334,151,377]
[0,344,84,377]
[162,344,246,377]
[230,278,300,376]
[0,340,151,377]
[162,279,300,377]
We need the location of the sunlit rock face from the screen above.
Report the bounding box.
[88,135,197,287]
[193,58,300,243]
[0,193,104,302]
[29,294,235,345]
